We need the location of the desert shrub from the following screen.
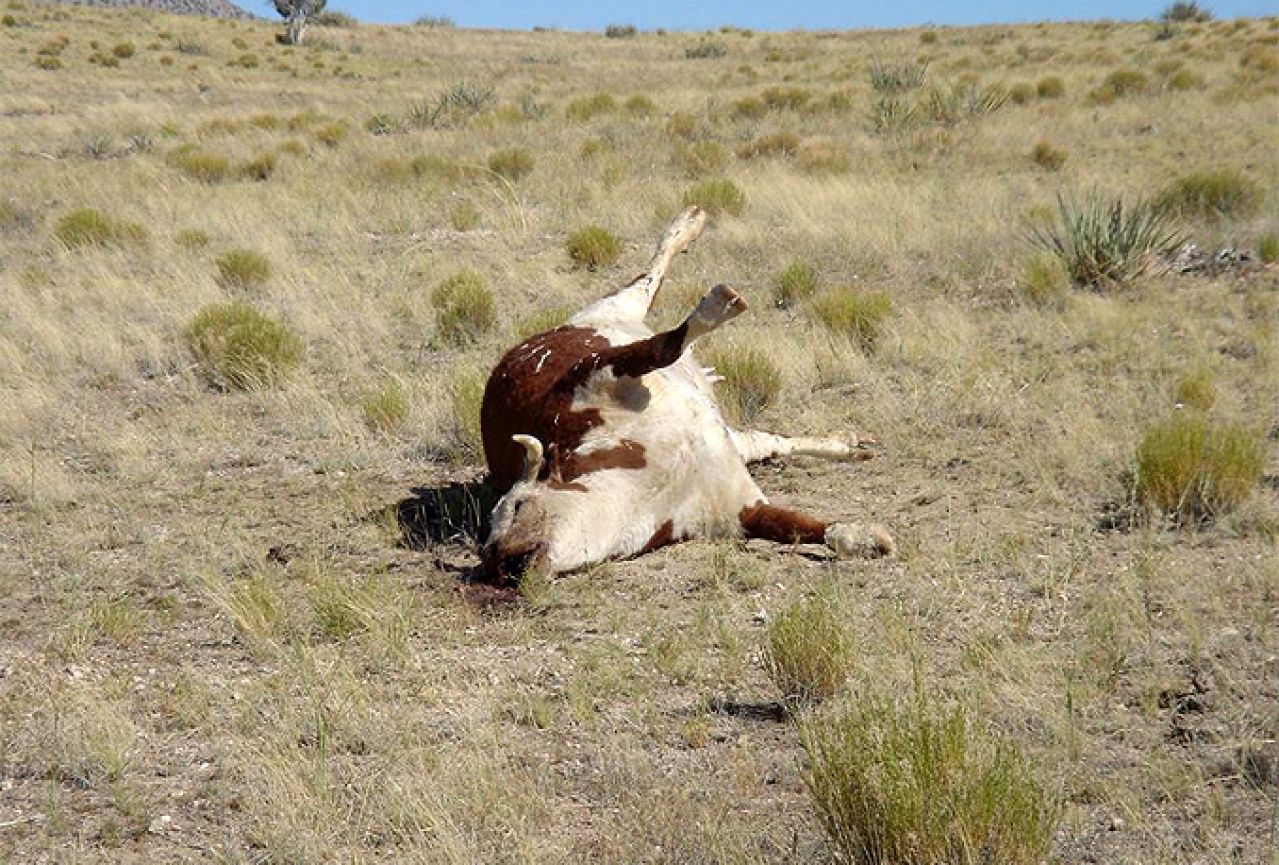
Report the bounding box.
[925,82,1008,125]
[53,208,146,250]
[215,248,270,290]
[1166,68,1205,90]
[362,380,409,432]
[565,92,616,121]
[234,53,259,69]
[240,152,278,181]
[88,51,120,68]
[665,111,699,140]
[617,95,654,118]
[869,58,928,93]
[1154,169,1262,221]
[868,95,917,134]
[797,139,851,175]
[185,302,304,391]
[772,260,819,308]
[801,687,1060,865]
[1093,68,1148,102]
[1008,82,1036,104]
[565,225,623,270]
[449,200,480,231]
[673,140,726,177]
[761,85,812,110]
[1030,139,1067,171]
[1021,254,1069,305]
[312,120,350,147]
[1258,233,1279,264]
[1173,367,1216,411]
[682,178,747,217]
[1135,414,1264,521]
[415,14,454,27]
[171,148,231,183]
[920,30,938,44]
[1036,75,1066,98]
[35,55,62,70]
[175,39,205,55]
[364,113,399,135]
[314,10,357,27]
[432,270,497,346]
[685,40,728,59]
[487,147,535,182]
[111,42,134,58]
[811,289,893,350]
[1029,191,1184,287]
[731,95,767,120]
[1162,1,1212,22]
[604,23,637,39]
[704,346,781,424]
[737,130,800,159]
[765,589,853,708]
[175,228,210,250]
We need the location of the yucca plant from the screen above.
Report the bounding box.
[1029,191,1185,288]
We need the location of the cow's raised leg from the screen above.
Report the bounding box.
[575,207,709,324]
[730,429,877,464]
[739,501,895,558]
[603,284,745,378]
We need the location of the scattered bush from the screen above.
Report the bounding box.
[487,147,535,182]
[1030,139,1067,171]
[761,85,812,111]
[171,147,231,183]
[565,225,623,270]
[432,270,497,346]
[565,92,616,121]
[1135,414,1264,521]
[1036,75,1066,98]
[240,152,278,181]
[312,120,350,147]
[704,346,781,424]
[664,111,699,140]
[414,14,454,27]
[175,228,210,250]
[801,686,1060,865]
[34,55,62,70]
[1154,169,1262,221]
[685,40,728,59]
[314,10,357,27]
[772,260,819,308]
[624,94,657,116]
[1165,68,1204,90]
[810,289,893,350]
[185,302,304,391]
[1008,82,1036,104]
[681,178,747,217]
[53,208,147,250]
[362,380,409,432]
[1258,233,1279,264]
[869,58,929,94]
[731,96,767,120]
[1093,68,1148,102]
[1173,367,1216,411]
[111,42,134,59]
[215,248,271,290]
[1029,192,1184,288]
[764,589,853,708]
[604,23,637,39]
[673,140,726,177]
[1162,1,1213,22]
[737,130,800,159]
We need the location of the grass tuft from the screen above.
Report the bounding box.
[1030,139,1067,171]
[810,289,893,350]
[704,346,782,424]
[362,379,409,432]
[171,147,231,183]
[1154,169,1263,221]
[765,589,853,708]
[1135,414,1265,522]
[488,147,535,182]
[1029,191,1184,288]
[772,259,819,308]
[565,91,616,121]
[1173,367,1216,411]
[53,208,147,250]
[215,248,271,290]
[565,225,623,269]
[681,178,747,217]
[432,270,497,346]
[185,302,305,391]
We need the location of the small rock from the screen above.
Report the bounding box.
[1108,816,1125,832]
[147,815,173,835]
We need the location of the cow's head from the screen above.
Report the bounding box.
[480,435,580,583]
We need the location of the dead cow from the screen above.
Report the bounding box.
[479,207,894,582]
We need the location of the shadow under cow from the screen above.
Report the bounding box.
[391,477,499,551]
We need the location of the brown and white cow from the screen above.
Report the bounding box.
[478,206,894,583]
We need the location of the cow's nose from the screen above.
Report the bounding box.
[501,549,538,579]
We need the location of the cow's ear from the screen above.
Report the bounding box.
[512,434,544,484]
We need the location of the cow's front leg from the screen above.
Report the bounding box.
[603,284,746,378]
[730,429,877,464]
[738,501,895,558]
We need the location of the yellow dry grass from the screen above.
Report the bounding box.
[1,6,1277,863]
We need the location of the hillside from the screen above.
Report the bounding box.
[33,0,254,19]
[1,4,1277,863]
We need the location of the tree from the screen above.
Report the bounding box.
[272,0,327,45]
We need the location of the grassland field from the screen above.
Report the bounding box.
[0,3,1277,863]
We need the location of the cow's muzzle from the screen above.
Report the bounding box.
[480,542,547,585]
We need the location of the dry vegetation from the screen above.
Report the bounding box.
[1,4,1277,863]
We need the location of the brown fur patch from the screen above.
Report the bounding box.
[738,502,827,544]
[560,439,647,482]
[638,519,676,555]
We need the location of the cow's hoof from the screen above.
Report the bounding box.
[825,523,895,559]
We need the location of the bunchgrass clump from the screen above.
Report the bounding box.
[1030,139,1067,171]
[704,345,782,424]
[869,58,929,94]
[487,147,535,182]
[1258,233,1279,264]
[447,367,486,460]
[1154,169,1263,221]
[1036,76,1066,98]
[53,208,147,250]
[565,91,616,121]
[214,248,271,290]
[240,151,278,181]
[772,260,819,308]
[1021,254,1069,305]
[432,270,497,346]
[673,140,726,177]
[685,40,728,59]
[185,302,304,391]
[1093,68,1149,102]
[565,225,623,270]
[171,148,231,183]
[363,379,409,431]
[175,228,210,250]
[681,179,747,217]
[1135,414,1265,522]
[800,685,1060,865]
[1029,191,1184,288]
[810,289,893,350]
[1173,367,1216,411]
[765,589,853,708]
[604,23,637,39]
[737,130,800,159]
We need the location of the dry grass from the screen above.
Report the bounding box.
[0,6,1276,864]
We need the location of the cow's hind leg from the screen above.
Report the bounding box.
[731,429,876,464]
[739,501,895,558]
[604,284,746,378]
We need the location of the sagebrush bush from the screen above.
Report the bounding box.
[215,248,271,289]
[362,380,409,432]
[681,179,747,217]
[773,260,819,307]
[1154,169,1262,221]
[53,208,147,250]
[801,687,1060,865]
[811,289,893,350]
[432,270,497,346]
[1030,192,1184,287]
[765,589,853,708]
[565,225,623,269]
[704,346,781,424]
[487,147,535,182]
[1162,1,1212,22]
[185,302,304,391]
[1135,414,1265,521]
